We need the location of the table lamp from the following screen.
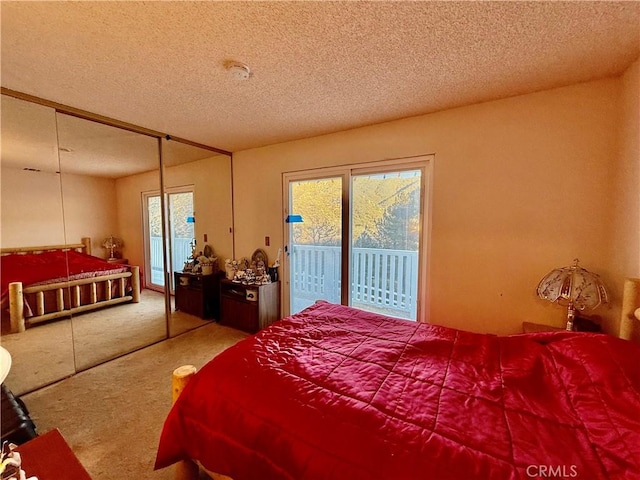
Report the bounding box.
[102,235,123,259]
[0,346,12,384]
[536,259,608,331]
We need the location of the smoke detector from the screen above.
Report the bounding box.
[226,61,251,81]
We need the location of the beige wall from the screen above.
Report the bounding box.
[608,58,640,337]
[164,156,234,265]
[1,167,65,247]
[0,167,117,252]
[115,155,233,282]
[232,75,635,335]
[614,58,640,277]
[60,172,119,255]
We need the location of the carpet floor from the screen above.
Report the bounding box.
[21,322,248,479]
[3,289,214,395]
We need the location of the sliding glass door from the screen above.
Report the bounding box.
[287,176,344,314]
[284,157,430,321]
[350,169,421,319]
[167,189,195,293]
[143,187,194,292]
[143,193,165,291]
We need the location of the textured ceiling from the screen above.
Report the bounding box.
[1,1,639,153]
[1,94,224,178]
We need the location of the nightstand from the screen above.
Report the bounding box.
[522,322,564,333]
[174,271,224,319]
[219,280,280,333]
[106,257,128,264]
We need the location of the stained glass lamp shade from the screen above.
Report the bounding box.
[536,259,608,331]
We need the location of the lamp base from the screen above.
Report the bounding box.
[565,304,576,331]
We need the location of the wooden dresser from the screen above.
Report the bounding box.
[174,271,224,319]
[219,280,280,333]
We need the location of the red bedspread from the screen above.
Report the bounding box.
[155,302,640,480]
[1,250,129,295]
[1,250,131,319]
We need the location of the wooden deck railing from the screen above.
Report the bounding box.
[291,245,418,319]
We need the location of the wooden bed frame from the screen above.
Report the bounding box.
[620,277,640,342]
[1,237,141,334]
[169,277,640,480]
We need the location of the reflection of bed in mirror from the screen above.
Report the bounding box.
[1,236,140,335]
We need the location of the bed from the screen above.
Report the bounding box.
[155,279,640,480]
[1,237,140,334]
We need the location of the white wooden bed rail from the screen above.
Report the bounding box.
[8,266,141,333]
[620,277,640,342]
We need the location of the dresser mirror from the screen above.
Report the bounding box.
[161,138,234,337]
[0,94,75,394]
[55,112,168,371]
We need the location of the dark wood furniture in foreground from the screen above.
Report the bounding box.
[174,271,224,319]
[17,429,92,480]
[1,383,37,445]
[522,317,602,334]
[106,257,128,264]
[219,280,280,333]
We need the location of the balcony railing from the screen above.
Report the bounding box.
[149,236,192,286]
[150,238,419,319]
[291,245,418,319]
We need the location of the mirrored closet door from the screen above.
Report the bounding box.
[161,138,234,337]
[0,95,75,394]
[56,113,168,371]
[0,90,232,394]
